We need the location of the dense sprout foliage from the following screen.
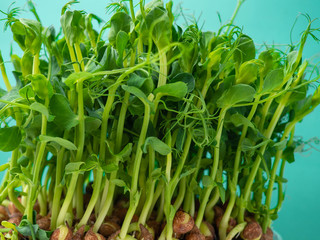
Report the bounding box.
[0,0,319,239]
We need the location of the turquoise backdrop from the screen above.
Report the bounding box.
[0,1,319,239]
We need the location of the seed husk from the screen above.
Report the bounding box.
[240,221,262,240]
[50,225,73,240]
[260,227,273,240]
[99,221,120,237]
[199,221,216,240]
[72,225,86,240]
[0,206,9,222]
[85,228,106,240]
[139,224,154,240]
[186,225,206,240]
[36,215,51,231]
[173,210,195,235]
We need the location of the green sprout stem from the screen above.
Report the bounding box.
[157,49,168,87]
[119,101,150,239]
[219,89,262,240]
[183,147,204,214]
[26,95,49,222]
[238,57,306,223]
[173,176,186,210]
[0,50,12,91]
[78,169,103,227]
[147,179,164,220]
[262,103,319,231]
[32,52,40,75]
[195,108,227,227]
[93,171,116,232]
[51,135,68,229]
[56,79,85,226]
[204,188,220,223]
[238,96,290,223]
[226,222,247,240]
[1,60,25,214]
[93,60,150,232]
[138,179,155,225]
[0,2,319,239]
[164,132,173,240]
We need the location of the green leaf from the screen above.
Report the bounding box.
[101,163,119,173]
[65,162,84,174]
[30,102,50,120]
[258,49,274,77]
[39,135,77,150]
[11,19,42,55]
[153,82,188,99]
[143,137,171,155]
[116,31,129,66]
[178,41,199,73]
[108,12,133,45]
[151,168,162,180]
[202,175,216,188]
[207,47,225,70]
[127,73,154,95]
[0,88,20,110]
[111,179,130,194]
[117,143,133,159]
[21,51,33,77]
[170,73,195,93]
[27,74,51,100]
[241,138,271,153]
[261,69,284,94]
[60,10,85,45]
[140,6,172,49]
[272,139,287,151]
[217,84,256,108]
[233,35,255,64]
[122,85,148,102]
[217,182,226,203]
[180,168,196,179]
[49,94,79,130]
[16,219,38,238]
[282,146,295,163]
[93,45,118,72]
[229,113,256,132]
[136,0,163,18]
[85,116,101,134]
[286,82,308,105]
[0,127,22,152]
[80,158,98,172]
[17,156,29,168]
[19,84,35,99]
[275,175,288,183]
[128,97,145,116]
[294,95,312,116]
[200,31,215,59]
[63,72,93,88]
[128,73,150,88]
[286,51,299,73]
[236,61,258,84]
[36,229,51,240]
[2,221,17,231]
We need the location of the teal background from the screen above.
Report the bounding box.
[0,0,319,239]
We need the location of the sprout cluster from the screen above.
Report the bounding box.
[0,0,319,239]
